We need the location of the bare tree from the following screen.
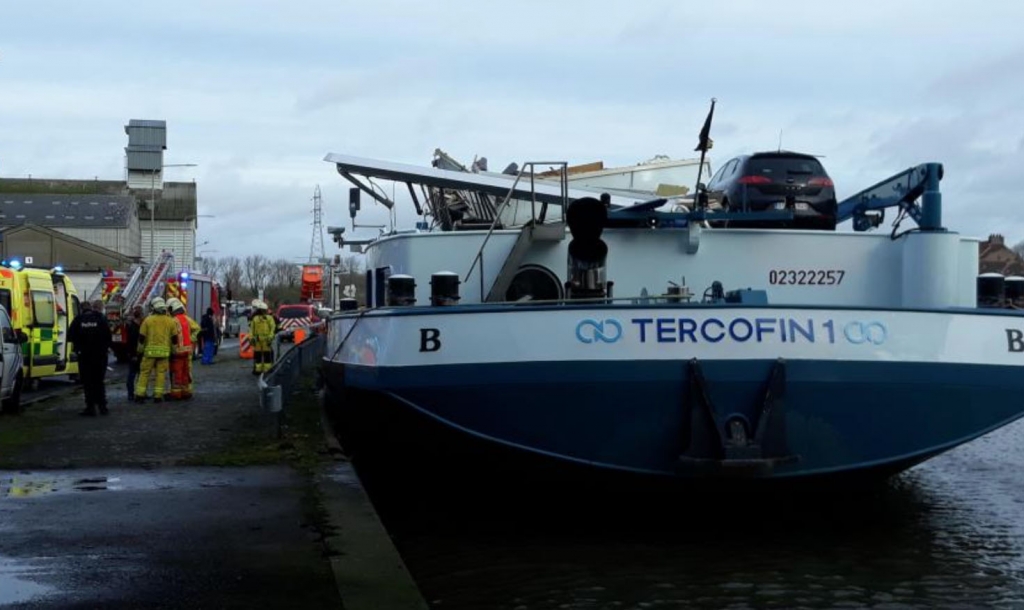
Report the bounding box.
[1013,239,1024,261]
[340,254,364,274]
[198,256,220,277]
[243,254,271,295]
[220,256,245,299]
[268,259,299,288]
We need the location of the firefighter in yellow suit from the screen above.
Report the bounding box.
[134,297,181,403]
[249,299,277,375]
[167,298,200,400]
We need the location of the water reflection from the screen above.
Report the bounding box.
[360,420,1024,609]
[0,557,55,605]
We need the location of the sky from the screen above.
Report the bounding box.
[2,0,1024,260]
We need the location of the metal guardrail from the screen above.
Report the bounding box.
[257,322,326,432]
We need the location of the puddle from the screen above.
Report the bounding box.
[0,557,55,604]
[2,477,56,498]
[1,468,286,500]
[2,475,126,498]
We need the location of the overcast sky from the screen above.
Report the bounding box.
[2,0,1024,260]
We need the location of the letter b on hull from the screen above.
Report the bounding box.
[1007,329,1024,353]
[420,328,441,352]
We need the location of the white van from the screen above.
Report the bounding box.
[0,304,25,413]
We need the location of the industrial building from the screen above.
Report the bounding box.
[0,119,200,278]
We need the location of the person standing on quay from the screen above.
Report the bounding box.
[200,307,217,365]
[167,298,199,400]
[249,300,277,375]
[68,299,113,417]
[125,305,143,400]
[135,297,180,403]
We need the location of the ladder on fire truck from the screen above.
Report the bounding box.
[121,251,175,311]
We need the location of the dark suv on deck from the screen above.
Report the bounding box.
[706,151,837,230]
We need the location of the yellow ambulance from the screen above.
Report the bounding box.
[0,260,80,388]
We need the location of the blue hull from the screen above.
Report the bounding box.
[324,358,1024,484]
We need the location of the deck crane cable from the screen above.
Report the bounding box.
[889,205,921,241]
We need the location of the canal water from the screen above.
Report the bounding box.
[358,418,1024,609]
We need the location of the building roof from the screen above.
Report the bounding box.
[0,193,135,228]
[1,222,138,270]
[126,119,167,129]
[979,234,1024,276]
[0,178,198,222]
[146,181,197,221]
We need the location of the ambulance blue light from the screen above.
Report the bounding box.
[181,281,188,289]
[181,271,190,280]
[53,265,64,273]
[9,259,21,270]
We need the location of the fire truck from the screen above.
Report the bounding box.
[92,252,224,361]
[276,264,327,342]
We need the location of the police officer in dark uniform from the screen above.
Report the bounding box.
[68,299,113,416]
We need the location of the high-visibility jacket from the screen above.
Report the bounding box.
[138,313,181,359]
[173,313,201,355]
[250,313,277,349]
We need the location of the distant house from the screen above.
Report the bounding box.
[979,234,1024,276]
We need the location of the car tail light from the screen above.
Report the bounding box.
[809,177,834,187]
[737,175,772,185]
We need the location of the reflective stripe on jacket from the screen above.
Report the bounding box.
[250,314,277,341]
[173,313,200,354]
[139,313,180,359]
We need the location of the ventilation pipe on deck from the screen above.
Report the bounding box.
[1006,275,1024,308]
[386,275,417,306]
[430,271,461,306]
[977,273,1005,308]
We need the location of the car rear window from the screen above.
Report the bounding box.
[747,156,825,176]
[278,307,311,319]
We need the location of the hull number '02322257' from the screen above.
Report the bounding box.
[769,269,845,286]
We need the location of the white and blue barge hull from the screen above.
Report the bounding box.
[324,303,1024,483]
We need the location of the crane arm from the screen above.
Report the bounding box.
[836,163,944,232]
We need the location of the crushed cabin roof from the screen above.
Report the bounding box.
[0,193,135,228]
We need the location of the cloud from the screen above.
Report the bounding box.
[4,0,1024,261]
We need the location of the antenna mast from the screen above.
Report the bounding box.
[309,185,326,263]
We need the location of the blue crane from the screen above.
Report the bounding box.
[836,162,944,232]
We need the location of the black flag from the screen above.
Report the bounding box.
[695,98,716,152]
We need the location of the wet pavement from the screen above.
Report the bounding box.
[0,343,355,609]
[0,467,340,609]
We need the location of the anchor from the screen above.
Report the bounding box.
[676,357,799,477]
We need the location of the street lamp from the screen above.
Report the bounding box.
[150,163,198,263]
[181,216,214,271]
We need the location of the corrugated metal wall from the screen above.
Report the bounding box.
[55,227,139,258]
[127,170,163,191]
[141,222,195,271]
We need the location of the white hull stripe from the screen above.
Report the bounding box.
[326,307,1024,368]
